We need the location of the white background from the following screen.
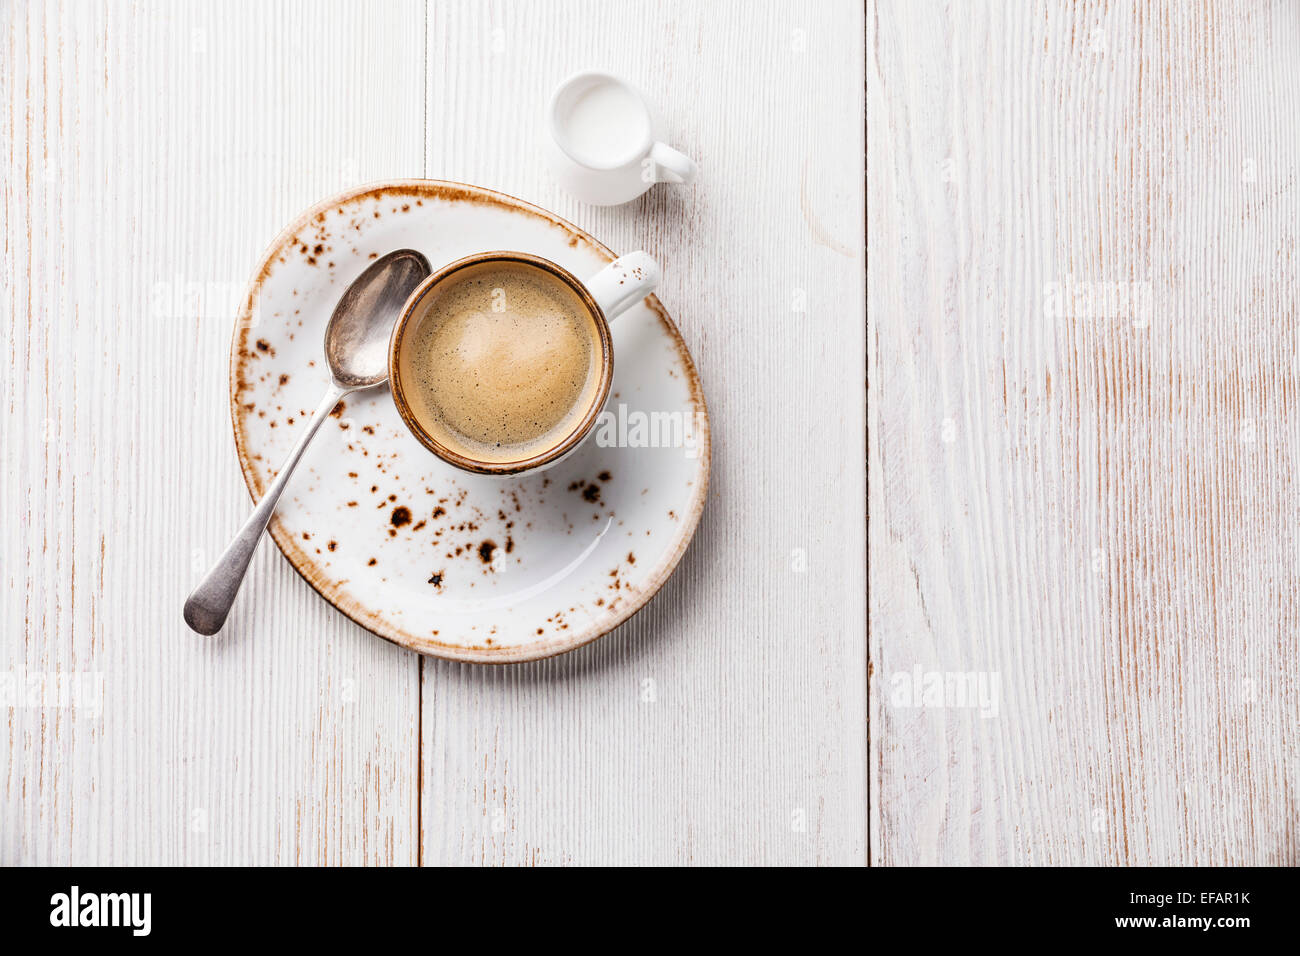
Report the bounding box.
[3,0,865,864]
[871,0,1297,864]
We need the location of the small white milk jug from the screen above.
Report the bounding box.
[544,70,698,206]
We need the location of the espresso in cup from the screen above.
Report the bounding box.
[391,250,659,476]
[393,257,611,469]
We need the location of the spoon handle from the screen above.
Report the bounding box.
[184,381,350,635]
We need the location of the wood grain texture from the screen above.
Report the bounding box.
[2,0,425,865]
[2,0,866,866]
[418,0,866,865]
[869,0,1299,864]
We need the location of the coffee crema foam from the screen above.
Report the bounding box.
[400,262,604,464]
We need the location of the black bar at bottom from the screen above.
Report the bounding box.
[0,865,1281,941]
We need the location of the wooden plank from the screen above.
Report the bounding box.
[868,0,1300,864]
[1,0,425,865]
[419,0,867,865]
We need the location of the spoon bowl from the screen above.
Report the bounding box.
[327,249,431,388]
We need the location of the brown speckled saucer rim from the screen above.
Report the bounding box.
[228,179,711,663]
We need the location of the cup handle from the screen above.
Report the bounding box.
[586,252,661,320]
[650,142,697,184]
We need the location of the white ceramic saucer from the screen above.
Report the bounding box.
[229,181,710,662]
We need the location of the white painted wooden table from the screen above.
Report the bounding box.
[3,0,865,865]
[11,0,1290,869]
[870,0,1298,864]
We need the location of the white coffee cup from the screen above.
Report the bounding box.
[389,250,661,477]
[544,70,698,206]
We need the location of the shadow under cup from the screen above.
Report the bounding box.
[389,253,614,477]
